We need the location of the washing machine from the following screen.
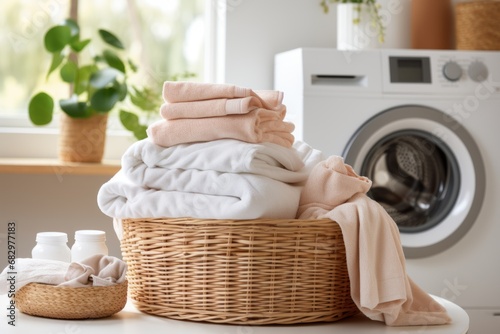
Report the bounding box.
[275,47,500,332]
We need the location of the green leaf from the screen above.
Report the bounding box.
[70,38,91,52]
[44,25,71,53]
[63,18,80,37]
[59,96,91,118]
[129,87,157,111]
[127,58,138,72]
[60,60,78,83]
[103,49,126,73]
[28,92,54,125]
[89,68,120,88]
[120,110,148,140]
[91,87,120,112]
[74,64,97,95]
[133,125,148,140]
[169,71,197,81]
[115,81,128,101]
[46,52,64,79]
[119,109,139,131]
[98,29,124,49]
[93,54,105,63]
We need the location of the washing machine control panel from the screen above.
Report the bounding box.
[440,59,490,83]
[381,50,500,95]
[436,56,490,84]
[387,56,491,84]
[274,48,500,100]
[388,56,432,83]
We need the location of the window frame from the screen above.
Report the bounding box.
[0,0,224,160]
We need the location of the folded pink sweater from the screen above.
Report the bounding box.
[148,108,295,148]
[297,156,451,326]
[160,96,286,120]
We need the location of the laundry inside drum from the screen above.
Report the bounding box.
[361,131,460,233]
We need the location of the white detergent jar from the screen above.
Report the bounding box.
[32,232,71,262]
[71,230,108,262]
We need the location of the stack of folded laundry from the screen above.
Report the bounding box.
[97,81,324,220]
[96,81,453,327]
[148,81,295,148]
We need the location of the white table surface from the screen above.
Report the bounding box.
[0,294,468,334]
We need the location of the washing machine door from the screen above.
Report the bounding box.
[343,105,485,258]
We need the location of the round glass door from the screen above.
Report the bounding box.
[361,130,460,234]
[344,106,485,258]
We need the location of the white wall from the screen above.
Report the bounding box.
[223,0,463,89]
[223,0,336,89]
[0,174,120,269]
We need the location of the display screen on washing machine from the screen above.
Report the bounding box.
[389,57,431,83]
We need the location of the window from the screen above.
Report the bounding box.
[0,0,212,159]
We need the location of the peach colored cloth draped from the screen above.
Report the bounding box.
[297,156,451,326]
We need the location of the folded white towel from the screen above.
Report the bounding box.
[97,141,325,220]
[0,258,69,294]
[122,139,321,184]
[98,169,304,220]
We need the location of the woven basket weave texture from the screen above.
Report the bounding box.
[455,1,500,50]
[121,218,358,325]
[58,112,108,162]
[15,280,128,319]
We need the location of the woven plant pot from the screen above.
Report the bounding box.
[455,1,500,50]
[58,112,108,162]
[15,280,128,319]
[121,217,358,325]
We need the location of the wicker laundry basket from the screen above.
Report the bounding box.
[15,280,128,319]
[455,1,500,50]
[120,218,358,325]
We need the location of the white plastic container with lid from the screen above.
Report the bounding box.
[32,232,71,262]
[71,230,109,262]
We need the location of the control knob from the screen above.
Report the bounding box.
[442,61,462,82]
[468,61,488,82]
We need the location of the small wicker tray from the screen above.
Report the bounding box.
[15,280,128,319]
[121,218,358,325]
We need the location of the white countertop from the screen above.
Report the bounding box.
[0,294,468,334]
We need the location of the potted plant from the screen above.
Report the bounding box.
[28,18,162,163]
[320,0,385,50]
